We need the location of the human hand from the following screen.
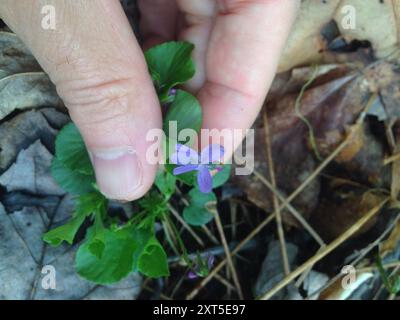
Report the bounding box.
[0,0,299,201]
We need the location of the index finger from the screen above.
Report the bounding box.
[198,0,299,152]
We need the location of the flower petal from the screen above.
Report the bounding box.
[207,255,215,269]
[187,271,198,279]
[197,165,213,193]
[170,144,199,165]
[173,164,198,175]
[200,144,224,164]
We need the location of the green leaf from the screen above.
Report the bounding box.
[212,165,231,188]
[188,188,217,208]
[51,157,95,195]
[55,123,93,175]
[392,276,400,294]
[164,90,202,140]
[75,227,137,284]
[43,213,86,246]
[87,209,107,259]
[138,191,168,221]
[138,237,169,278]
[75,192,107,217]
[76,225,170,283]
[87,237,105,259]
[145,41,195,100]
[155,169,176,198]
[183,188,217,226]
[43,192,106,247]
[183,206,214,227]
[376,255,393,293]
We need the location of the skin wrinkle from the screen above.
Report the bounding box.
[76,86,154,127]
[57,77,138,106]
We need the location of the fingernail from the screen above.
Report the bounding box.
[89,146,142,200]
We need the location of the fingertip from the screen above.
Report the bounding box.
[90,145,157,201]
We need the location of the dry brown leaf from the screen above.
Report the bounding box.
[279,0,341,72]
[335,0,400,59]
[279,0,400,72]
[234,63,367,227]
[323,124,364,163]
[311,189,387,241]
[0,32,61,120]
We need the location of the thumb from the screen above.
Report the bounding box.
[1,0,161,201]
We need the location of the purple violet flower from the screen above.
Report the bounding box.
[168,88,177,96]
[187,254,216,279]
[207,254,215,270]
[170,144,224,193]
[187,270,198,280]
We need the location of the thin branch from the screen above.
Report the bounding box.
[168,203,205,247]
[201,225,220,245]
[252,168,326,247]
[258,198,388,300]
[306,213,400,299]
[187,213,275,299]
[263,109,290,275]
[213,209,244,299]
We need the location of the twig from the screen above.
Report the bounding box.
[295,246,325,288]
[168,239,257,264]
[186,213,275,299]
[161,220,180,256]
[258,198,388,300]
[213,209,244,299]
[252,168,325,247]
[263,109,290,275]
[306,213,400,299]
[358,261,400,273]
[201,225,220,245]
[170,273,186,299]
[384,152,400,166]
[168,203,205,247]
[214,273,236,292]
[142,285,172,300]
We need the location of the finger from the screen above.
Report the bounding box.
[0,0,162,201]
[138,0,178,49]
[199,0,299,154]
[176,0,216,91]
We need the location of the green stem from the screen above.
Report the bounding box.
[294,65,322,161]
